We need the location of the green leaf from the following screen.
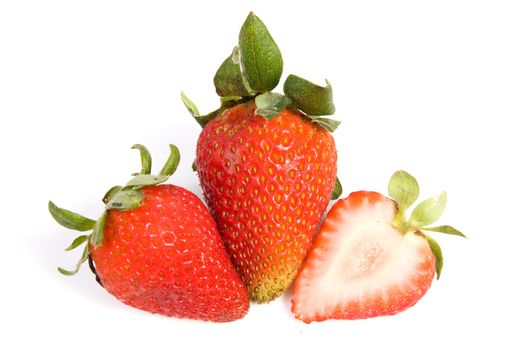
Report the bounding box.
[58,243,90,276]
[239,12,283,92]
[310,116,341,132]
[90,211,107,247]
[214,46,253,97]
[48,201,96,232]
[180,91,200,117]
[65,235,89,251]
[105,189,144,211]
[254,92,291,120]
[131,144,152,175]
[388,170,420,211]
[409,192,447,227]
[331,177,343,200]
[180,92,222,128]
[160,144,180,176]
[423,233,443,279]
[102,185,123,204]
[284,74,335,116]
[124,174,169,188]
[423,225,467,238]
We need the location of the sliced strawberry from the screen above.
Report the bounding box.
[291,191,436,323]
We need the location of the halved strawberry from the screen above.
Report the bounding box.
[292,171,465,323]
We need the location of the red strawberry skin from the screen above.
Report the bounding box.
[292,191,435,323]
[196,102,337,302]
[90,184,249,322]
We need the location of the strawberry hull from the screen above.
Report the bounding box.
[196,102,337,303]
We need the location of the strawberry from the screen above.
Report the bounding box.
[182,13,342,303]
[292,171,466,323]
[49,145,249,322]
[197,102,337,302]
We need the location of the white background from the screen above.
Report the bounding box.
[1,0,524,349]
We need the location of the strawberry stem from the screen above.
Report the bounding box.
[392,209,412,234]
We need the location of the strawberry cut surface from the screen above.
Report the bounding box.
[292,191,435,323]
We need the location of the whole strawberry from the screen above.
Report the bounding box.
[49,145,249,322]
[182,13,342,302]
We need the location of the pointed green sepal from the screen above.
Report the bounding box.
[181,91,200,117]
[423,225,467,238]
[58,243,90,276]
[131,144,152,175]
[181,92,221,128]
[214,46,253,97]
[48,201,96,232]
[331,177,343,200]
[90,211,107,247]
[239,12,283,92]
[422,233,444,279]
[284,75,335,116]
[105,189,144,211]
[160,144,181,176]
[388,170,420,211]
[255,92,291,120]
[409,191,447,228]
[65,235,89,251]
[309,116,341,132]
[102,186,123,204]
[124,174,169,189]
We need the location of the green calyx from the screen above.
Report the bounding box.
[283,75,335,116]
[388,170,467,279]
[331,177,343,200]
[49,144,181,276]
[181,12,344,199]
[181,12,341,132]
[254,92,292,120]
